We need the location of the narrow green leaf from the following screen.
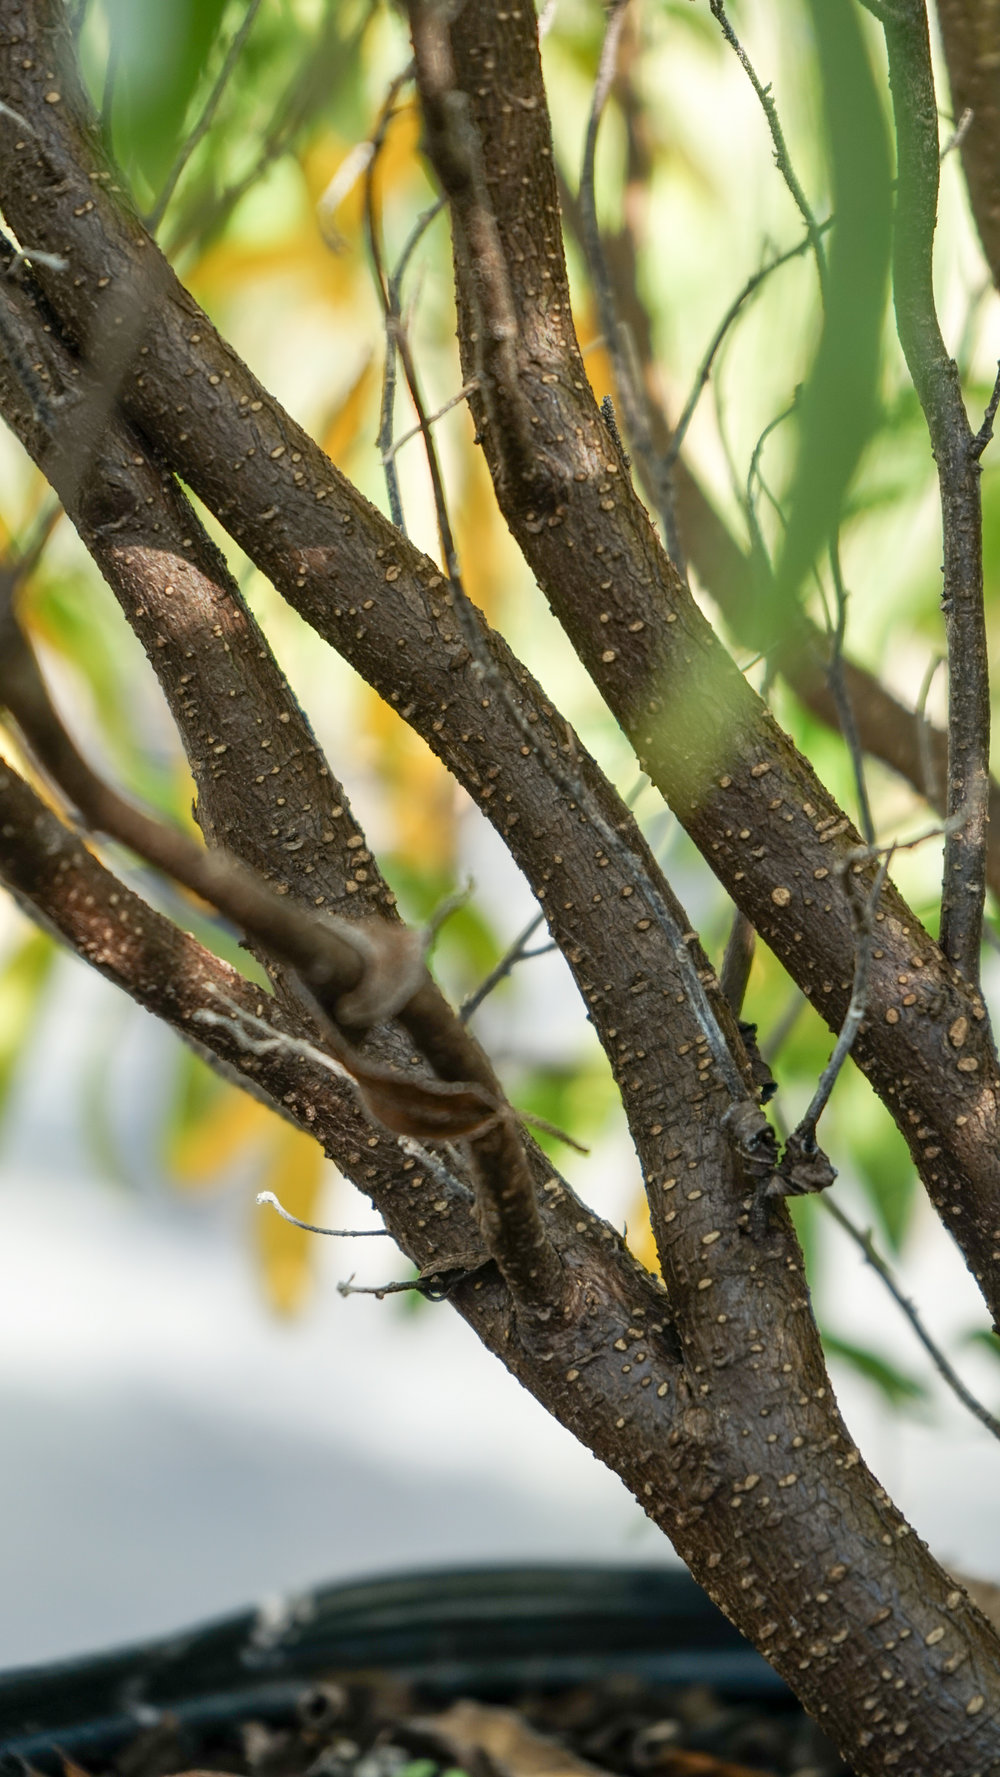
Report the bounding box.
[769,0,892,618]
[0,927,56,1121]
[823,1331,928,1408]
[105,0,228,193]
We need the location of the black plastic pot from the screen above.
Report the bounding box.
[0,1564,797,1771]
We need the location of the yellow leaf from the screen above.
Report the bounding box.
[576,300,615,408]
[362,685,458,872]
[453,445,517,625]
[253,1122,327,1316]
[319,355,374,466]
[626,1186,660,1276]
[167,1083,272,1187]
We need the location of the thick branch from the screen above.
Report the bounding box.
[559,165,1000,902]
[2,0,999,1326]
[881,1,991,985]
[395,0,1000,1320]
[0,257,566,1312]
[0,27,784,1337]
[3,748,1000,1775]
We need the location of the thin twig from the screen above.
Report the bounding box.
[792,854,892,1151]
[257,1190,390,1238]
[665,219,833,473]
[147,0,265,232]
[461,912,548,1021]
[364,66,419,533]
[826,540,875,846]
[384,378,476,465]
[844,807,968,865]
[578,0,683,566]
[915,654,943,805]
[821,1194,1000,1443]
[744,399,796,580]
[970,360,1000,461]
[708,1,828,302]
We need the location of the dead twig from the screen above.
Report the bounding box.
[821,1193,1000,1444]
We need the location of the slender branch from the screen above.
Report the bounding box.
[708,0,828,300]
[365,66,416,532]
[461,911,549,1022]
[146,0,265,233]
[879,3,991,991]
[257,1191,390,1238]
[793,854,892,1152]
[821,1195,1000,1445]
[578,0,682,565]
[665,220,833,474]
[826,540,875,847]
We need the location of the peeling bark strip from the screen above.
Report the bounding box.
[2,3,1000,1768]
[3,757,1000,1776]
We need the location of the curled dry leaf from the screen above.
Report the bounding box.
[349,1057,499,1139]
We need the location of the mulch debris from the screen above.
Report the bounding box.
[39,1667,853,1777]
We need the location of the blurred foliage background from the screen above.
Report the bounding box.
[2,0,1000,1420]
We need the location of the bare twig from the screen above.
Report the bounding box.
[708,1,828,300]
[970,360,1000,460]
[147,0,265,232]
[365,66,418,533]
[879,5,991,991]
[577,1,683,565]
[384,378,476,465]
[821,1194,1000,1443]
[719,909,756,1018]
[826,540,876,847]
[461,911,549,1022]
[915,654,943,805]
[665,220,833,474]
[793,854,892,1152]
[257,1190,390,1238]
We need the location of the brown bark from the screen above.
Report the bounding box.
[0,4,999,1771]
[936,0,1000,291]
[402,0,1000,1315]
[3,752,1000,1775]
[1,0,999,1327]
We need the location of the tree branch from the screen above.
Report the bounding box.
[559,120,1000,904]
[397,0,1000,1320]
[4,750,1000,1776]
[880,0,992,987]
[935,0,1000,293]
[4,0,1000,1358]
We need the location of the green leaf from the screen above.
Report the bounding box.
[961,1326,1000,1363]
[104,0,229,194]
[768,0,892,618]
[822,1331,928,1409]
[842,1083,918,1253]
[0,928,56,1122]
